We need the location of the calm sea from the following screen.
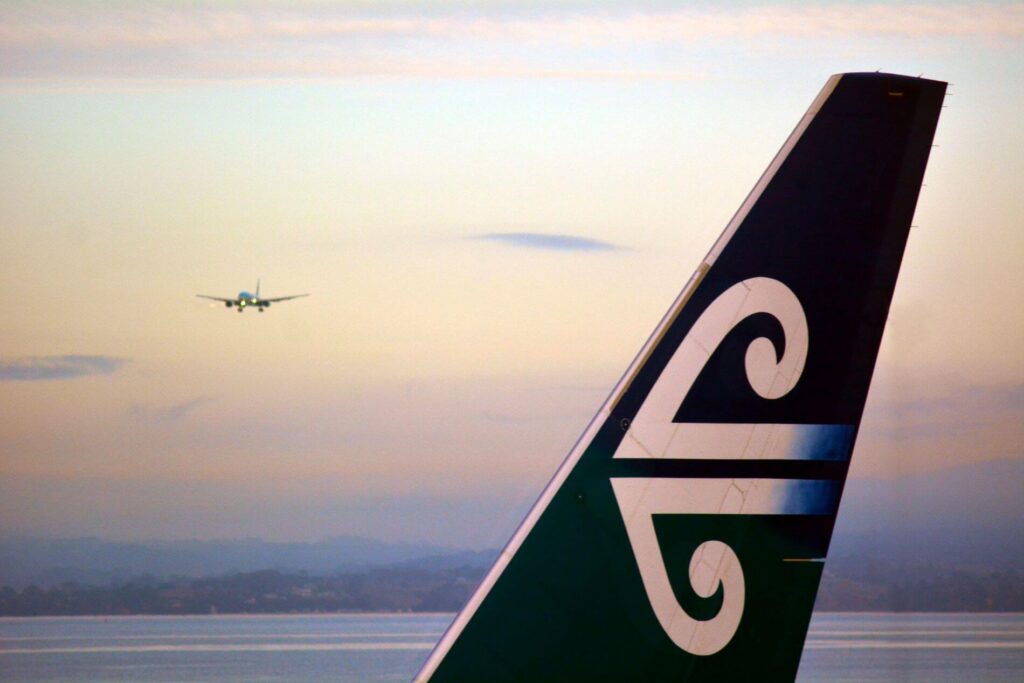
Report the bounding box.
[1,612,1021,682]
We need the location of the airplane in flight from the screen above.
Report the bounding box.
[196,280,308,312]
[414,72,946,682]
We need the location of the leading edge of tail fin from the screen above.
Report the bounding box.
[416,73,946,682]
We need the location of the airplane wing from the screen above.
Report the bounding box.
[259,294,309,303]
[196,294,235,303]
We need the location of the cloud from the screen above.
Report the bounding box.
[0,3,1019,83]
[2,4,1021,48]
[0,355,127,381]
[866,381,1023,440]
[471,232,622,252]
[129,396,215,423]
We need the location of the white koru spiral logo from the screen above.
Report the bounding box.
[611,277,808,656]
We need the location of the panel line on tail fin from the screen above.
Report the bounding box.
[610,477,838,656]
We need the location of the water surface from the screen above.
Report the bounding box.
[2,612,1021,682]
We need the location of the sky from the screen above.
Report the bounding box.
[0,1,1022,548]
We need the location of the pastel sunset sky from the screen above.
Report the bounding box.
[1,1,1021,547]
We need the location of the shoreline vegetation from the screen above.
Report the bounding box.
[2,561,1022,617]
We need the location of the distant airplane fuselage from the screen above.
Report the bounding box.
[197,280,308,312]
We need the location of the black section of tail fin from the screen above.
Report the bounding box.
[625,72,946,427]
[415,73,946,683]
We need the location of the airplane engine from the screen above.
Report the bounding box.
[225,301,233,308]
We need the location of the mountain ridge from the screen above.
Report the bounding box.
[3,458,1020,589]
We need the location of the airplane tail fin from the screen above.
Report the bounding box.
[415,73,946,682]
[256,278,261,299]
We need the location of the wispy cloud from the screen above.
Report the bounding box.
[2,4,1021,48]
[129,396,214,423]
[471,232,623,252]
[0,3,1019,83]
[867,381,1024,441]
[0,355,127,381]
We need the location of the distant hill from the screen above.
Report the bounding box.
[0,535,496,589]
[0,566,490,616]
[2,459,1020,590]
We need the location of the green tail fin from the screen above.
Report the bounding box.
[415,72,946,682]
